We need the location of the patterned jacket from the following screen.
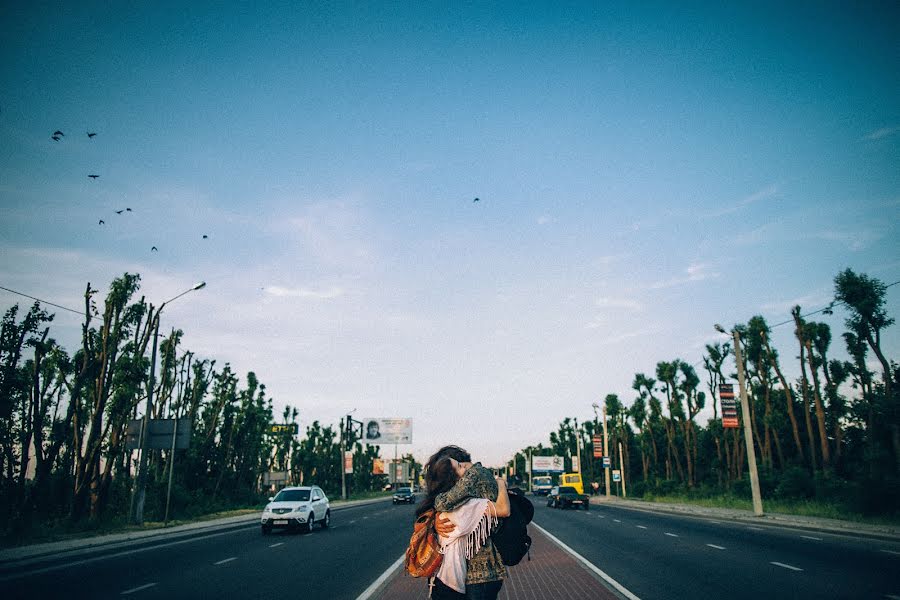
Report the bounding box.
[434,463,506,585]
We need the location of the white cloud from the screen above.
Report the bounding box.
[648,262,719,290]
[537,215,552,225]
[808,229,883,251]
[704,184,779,218]
[863,126,899,141]
[264,285,345,299]
[595,296,642,311]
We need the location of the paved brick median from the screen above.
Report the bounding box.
[374,526,620,599]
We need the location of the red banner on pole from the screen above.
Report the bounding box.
[592,435,603,458]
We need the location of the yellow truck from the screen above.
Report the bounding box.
[560,472,584,495]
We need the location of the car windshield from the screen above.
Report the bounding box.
[397,488,411,493]
[534,477,551,484]
[274,489,310,502]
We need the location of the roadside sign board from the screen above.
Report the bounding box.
[126,418,191,450]
[592,435,603,458]
[372,458,386,475]
[344,450,353,474]
[532,456,565,472]
[270,423,298,435]
[263,471,288,485]
[571,456,580,473]
[719,384,739,428]
[612,470,621,482]
[361,418,413,444]
[602,456,611,468]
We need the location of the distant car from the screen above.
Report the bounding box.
[532,475,553,496]
[547,485,589,510]
[393,487,416,504]
[261,485,331,534]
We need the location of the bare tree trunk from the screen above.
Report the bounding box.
[804,339,831,468]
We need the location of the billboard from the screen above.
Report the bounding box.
[532,455,565,472]
[126,418,191,450]
[361,418,412,444]
[372,458,386,475]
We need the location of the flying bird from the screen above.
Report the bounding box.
[202,235,208,239]
[87,132,97,138]
[88,174,99,179]
[473,197,480,202]
[51,135,61,142]
[116,210,124,214]
[53,130,64,137]
[98,219,105,225]
[126,207,132,212]
[151,246,158,252]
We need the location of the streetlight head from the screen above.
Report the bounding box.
[193,282,207,290]
[714,324,726,334]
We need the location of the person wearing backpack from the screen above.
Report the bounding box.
[431,447,510,600]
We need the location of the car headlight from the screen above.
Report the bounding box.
[293,504,309,513]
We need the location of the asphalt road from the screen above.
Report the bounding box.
[532,498,900,600]
[4,497,900,600]
[0,499,413,600]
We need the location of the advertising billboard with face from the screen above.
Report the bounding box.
[361,418,413,444]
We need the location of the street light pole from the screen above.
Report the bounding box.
[131,282,205,525]
[716,324,764,516]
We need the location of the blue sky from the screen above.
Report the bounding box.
[1,2,898,466]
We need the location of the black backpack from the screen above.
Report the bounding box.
[491,487,534,566]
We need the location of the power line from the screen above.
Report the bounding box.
[769,279,899,329]
[0,285,83,315]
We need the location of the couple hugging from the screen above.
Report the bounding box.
[415,445,511,600]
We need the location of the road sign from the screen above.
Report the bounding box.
[602,456,611,468]
[571,456,580,473]
[612,470,621,482]
[592,435,603,458]
[126,418,191,450]
[270,423,298,435]
[263,471,288,485]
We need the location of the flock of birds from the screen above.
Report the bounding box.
[51,129,209,253]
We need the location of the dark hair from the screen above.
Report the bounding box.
[431,445,471,463]
[415,456,459,517]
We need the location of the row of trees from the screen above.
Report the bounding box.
[0,273,393,540]
[510,269,898,515]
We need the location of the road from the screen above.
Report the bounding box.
[533,499,900,600]
[0,499,413,600]
[2,497,899,599]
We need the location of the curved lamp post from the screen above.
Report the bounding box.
[715,323,764,516]
[131,282,206,525]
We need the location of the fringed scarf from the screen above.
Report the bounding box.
[435,498,497,593]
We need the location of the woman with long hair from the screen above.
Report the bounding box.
[417,446,510,600]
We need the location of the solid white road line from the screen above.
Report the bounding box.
[355,554,405,600]
[214,557,237,565]
[269,543,284,548]
[883,594,900,599]
[771,561,803,572]
[665,533,679,537]
[881,550,900,556]
[121,583,157,595]
[801,536,822,541]
[706,544,726,550]
[636,525,647,529]
[747,527,763,531]
[532,523,642,600]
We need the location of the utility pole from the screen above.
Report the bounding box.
[602,403,610,499]
[618,441,627,498]
[574,418,582,473]
[528,448,533,493]
[341,415,348,501]
[717,324,764,516]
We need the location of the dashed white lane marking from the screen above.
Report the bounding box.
[269,543,284,548]
[801,536,822,541]
[883,594,900,599]
[636,525,647,529]
[349,520,357,524]
[665,533,679,537]
[747,526,763,531]
[881,550,900,556]
[613,519,622,523]
[355,554,405,600]
[706,544,726,550]
[532,523,642,600]
[709,520,722,524]
[121,583,157,595]
[597,515,606,519]
[214,557,237,565]
[771,562,803,572]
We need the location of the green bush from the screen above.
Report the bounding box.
[775,466,815,500]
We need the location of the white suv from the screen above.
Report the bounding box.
[261,485,331,534]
